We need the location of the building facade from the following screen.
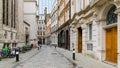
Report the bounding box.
[24,0,38,45]
[17,0,27,47]
[58,0,71,50]
[70,0,91,52]
[70,0,120,67]
[0,0,25,49]
[45,15,51,45]
[50,0,58,46]
[24,21,30,44]
[37,14,45,44]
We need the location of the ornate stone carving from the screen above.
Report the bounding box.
[81,24,87,30]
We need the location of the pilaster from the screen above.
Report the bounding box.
[0,0,4,40]
[115,7,120,68]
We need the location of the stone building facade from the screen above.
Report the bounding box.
[0,0,39,49]
[70,0,120,67]
[37,14,45,44]
[45,15,51,45]
[50,0,58,46]
[58,0,71,50]
[24,21,30,44]
[0,0,33,48]
[0,0,24,49]
[24,0,38,45]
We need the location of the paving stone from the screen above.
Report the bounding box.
[56,47,117,68]
[15,46,74,68]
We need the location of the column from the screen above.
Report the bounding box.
[117,11,120,68]
[115,6,120,67]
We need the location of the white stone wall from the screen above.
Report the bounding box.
[24,2,36,13]
[69,0,120,66]
[0,0,4,49]
[118,11,120,68]
[70,18,104,60]
[70,27,77,51]
[0,0,3,31]
[24,1,37,45]
[51,33,58,45]
[24,15,37,43]
[50,0,58,46]
[82,24,88,54]
[17,0,25,47]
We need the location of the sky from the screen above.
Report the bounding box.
[39,0,56,14]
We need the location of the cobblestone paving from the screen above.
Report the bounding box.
[15,46,74,68]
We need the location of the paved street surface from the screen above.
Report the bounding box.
[14,45,75,68]
[56,48,117,68]
[0,47,39,68]
[0,45,116,68]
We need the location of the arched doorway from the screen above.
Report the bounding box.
[78,27,82,53]
[59,30,65,48]
[105,5,118,63]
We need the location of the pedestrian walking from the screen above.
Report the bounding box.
[40,44,42,48]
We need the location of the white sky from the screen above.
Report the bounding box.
[39,0,56,14]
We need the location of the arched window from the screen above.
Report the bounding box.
[106,5,117,25]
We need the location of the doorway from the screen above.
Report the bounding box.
[78,27,82,53]
[105,27,117,63]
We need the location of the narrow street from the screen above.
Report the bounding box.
[0,0,120,68]
[13,45,75,68]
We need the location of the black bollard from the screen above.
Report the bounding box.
[73,49,75,60]
[16,50,19,62]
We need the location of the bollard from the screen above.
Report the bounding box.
[73,48,75,60]
[16,49,19,62]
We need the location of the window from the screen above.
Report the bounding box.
[40,27,42,30]
[87,43,93,50]
[38,27,39,30]
[42,21,44,24]
[6,0,8,25]
[106,5,117,25]
[88,23,92,40]
[3,0,9,25]
[11,0,16,28]
[13,0,16,28]
[41,32,42,35]
[11,0,13,27]
[87,0,91,5]
[43,27,45,30]
[37,31,39,35]
[43,32,45,35]
[78,0,82,10]
[3,0,5,24]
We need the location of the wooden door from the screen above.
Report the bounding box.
[106,27,117,63]
[78,28,82,53]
